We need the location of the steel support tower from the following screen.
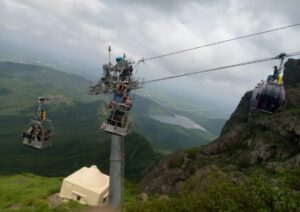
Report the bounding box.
[108,134,124,208]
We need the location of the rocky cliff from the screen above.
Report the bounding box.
[140,58,300,196]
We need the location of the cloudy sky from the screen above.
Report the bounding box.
[0,0,299,115]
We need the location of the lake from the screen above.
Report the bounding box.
[151,114,207,131]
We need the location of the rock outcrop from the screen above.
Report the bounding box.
[140,58,300,195]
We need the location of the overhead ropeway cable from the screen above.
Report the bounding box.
[143,52,300,84]
[139,23,300,63]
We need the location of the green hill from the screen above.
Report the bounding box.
[0,61,224,153]
[0,62,159,181]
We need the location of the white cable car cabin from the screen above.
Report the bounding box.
[22,119,53,149]
[102,103,131,136]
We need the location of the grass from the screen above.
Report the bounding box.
[0,173,86,211]
[0,173,145,211]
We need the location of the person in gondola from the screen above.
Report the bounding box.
[43,129,51,141]
[107,108,123,126]
[22,125,34,142]
[39,109,46,122]
[120,69,128,81]
[118,82,126,94]
[125,96,133,110]
[33,124,42,141]
[113,91,123,103]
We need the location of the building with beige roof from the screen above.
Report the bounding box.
[59,165,109,206]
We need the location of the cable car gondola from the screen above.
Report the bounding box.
[250,53,286,114]
[22,97,53,149]
[102,104,132,136]
[22,119,53,149]
[89,47,142,137]
[101,90,132,136]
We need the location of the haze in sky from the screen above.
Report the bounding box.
[0,0,299,116]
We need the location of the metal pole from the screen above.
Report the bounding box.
[108,46,111,65]
[279,57,285,73]
[37,100,42,118]
[109,134,123,208]
[278,53,286,74]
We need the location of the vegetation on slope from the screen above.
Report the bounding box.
[0,173,85,211]
[125,168,300,211]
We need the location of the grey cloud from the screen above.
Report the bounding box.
[0,0,299,110]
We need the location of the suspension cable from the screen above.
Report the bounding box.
[143,52,300,84]
[138,23,300,63]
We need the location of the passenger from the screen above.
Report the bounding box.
[43,130,51,141]
[23,125,33,142]
[108,110,117,126]
[267,75,273,82]
[125,96,133,109]
[129,66,133,75]
[122,92,128,101]
[118,82,126,94]
[31,124,41,141]
[113,92,123,103]
[120,68,130,81]
[39,109,46,122]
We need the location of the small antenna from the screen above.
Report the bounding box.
[108,46,111,65]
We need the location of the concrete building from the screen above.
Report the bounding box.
[59,165,109,206]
